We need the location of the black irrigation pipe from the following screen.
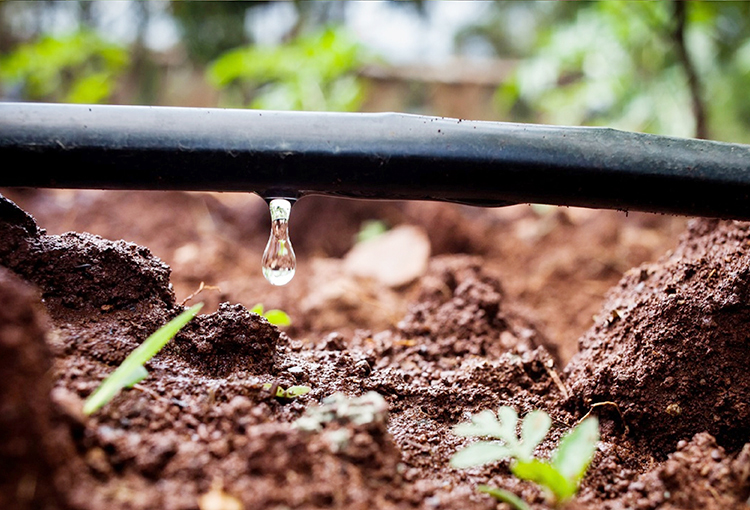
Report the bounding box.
[2,102,750,219]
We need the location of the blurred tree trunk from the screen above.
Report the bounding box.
[170,1,255,64]
[672,1,708,139]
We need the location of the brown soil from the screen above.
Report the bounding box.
[2,188,750,510]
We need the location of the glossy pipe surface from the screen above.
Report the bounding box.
[2,102,750,218]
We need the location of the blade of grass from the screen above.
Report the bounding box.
[83,303,203,415]
[478,485,531,510]
[122,364,149,388]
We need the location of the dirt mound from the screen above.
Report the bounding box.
[566,219,750,456]
[0,195,175,317]
[171,302,280,376]
[397,256,553,359]
[0,267,82,510]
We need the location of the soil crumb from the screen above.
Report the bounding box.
[397,256,554,359]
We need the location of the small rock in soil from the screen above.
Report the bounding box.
[344,224,430,288]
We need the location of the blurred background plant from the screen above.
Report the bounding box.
[208,26,366,111]
[1,1,749,142]
[0,29,128,103]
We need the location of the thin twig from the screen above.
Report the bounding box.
[180,281,221,306]
[544,363,570,401]
[580,401,630,435]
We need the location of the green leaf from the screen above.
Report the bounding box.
[122,365,149,389]
[249,303,291,327]
[512,459,576,503]
[450,441,513,469]
[83,303,203,415]
[284,385,311,398]
[454,410,506,439]
[497,406,520,448]
[263,309,291,327]
[66,71,112,104]
[478,485,531,510]
[356,219,388,244]
[262,383,310,399]
[208,26,366,112]
[552,416,600,485]
[517,410,551,461]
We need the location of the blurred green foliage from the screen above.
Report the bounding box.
[208,27,366,111]
[1,1,750,142]
[486,1,750,142]
[0,30,128,103]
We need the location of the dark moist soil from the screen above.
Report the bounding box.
[2,189,750,510]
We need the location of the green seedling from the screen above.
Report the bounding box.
[451,406,599,508]
[83,303,203,415]
[262,382,311,399]
[250,303,291,327]
[356,219,389,244]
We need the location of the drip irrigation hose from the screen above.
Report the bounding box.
[2,102,750,219]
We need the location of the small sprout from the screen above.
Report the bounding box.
[250,303,291,327]
[355,219,388,244]
[262,382,311,399]
[451,406,599,507]
[83,303,203,415]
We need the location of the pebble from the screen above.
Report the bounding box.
[354,359,371,377]
[344,225,430,288]
[322,332,346,351]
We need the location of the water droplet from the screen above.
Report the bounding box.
[262,198,296,285]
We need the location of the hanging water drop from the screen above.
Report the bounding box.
[262,198,296,285]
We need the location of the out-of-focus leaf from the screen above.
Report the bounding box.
[552,416,599,485]
[208,26,367,112]
[517,410,551,461]
[263,309,291,327]
[512,459,575,503]
[454,410,505,439]
[0,30,128,103]
[450,441,513,469]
